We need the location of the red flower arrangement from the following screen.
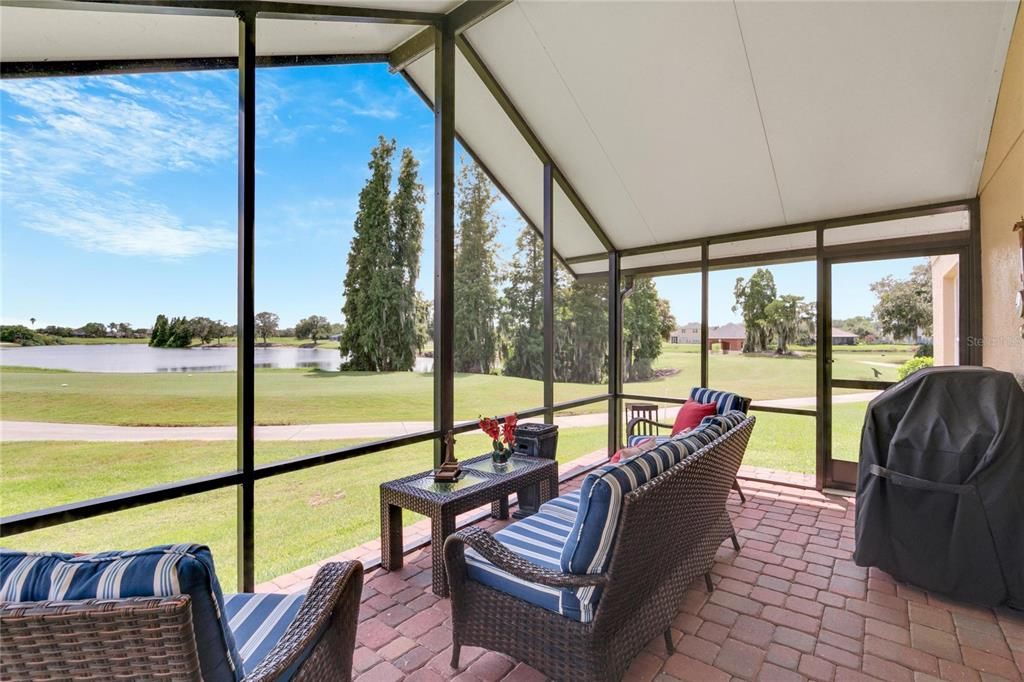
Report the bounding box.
[479,413,517,458]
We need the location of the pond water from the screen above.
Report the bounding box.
[0,344,433,374]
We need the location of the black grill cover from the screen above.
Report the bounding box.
[853,366,1024,608]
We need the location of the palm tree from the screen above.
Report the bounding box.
[29,317,36,328]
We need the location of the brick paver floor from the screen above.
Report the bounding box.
[302,473,1024,681]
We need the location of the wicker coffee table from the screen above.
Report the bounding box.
[380,454,560,596]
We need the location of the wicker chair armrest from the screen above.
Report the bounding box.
[445,527,606,589]
[243,561,363,682]
[626,417,674,435]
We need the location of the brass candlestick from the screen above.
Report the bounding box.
[433,431,462,482]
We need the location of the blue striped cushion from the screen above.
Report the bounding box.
[561,442,690,576]
[465,509,599,622]
[626,434,669,448]
[0,544,242,681]
[657,422,724,459]
[538,489,581,522]
[700,410,748,433]
[690,387,746,414]
[225,592,305,675]
[561,422,725,578]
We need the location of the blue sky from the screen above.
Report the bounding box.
[0,64,919,330]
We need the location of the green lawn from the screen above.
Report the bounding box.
[0,344,913,427]
[0,397,873,587]
[0,405,869,585]
[1,426,607,586]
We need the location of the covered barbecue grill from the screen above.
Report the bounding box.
[854,366,1024,608]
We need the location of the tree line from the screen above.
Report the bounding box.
[149,315,233,348]
[732,263,934,354]
[339,138,673,383]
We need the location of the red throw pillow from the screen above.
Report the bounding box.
[671,401,717,436]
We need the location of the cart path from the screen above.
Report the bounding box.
[0,392,880,442]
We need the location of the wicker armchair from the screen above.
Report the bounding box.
[627,393,752,502]
[445,418,755,682]
[0,561,363,682]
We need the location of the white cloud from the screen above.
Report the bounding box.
[334,80,408,121]
[19,187,234,258]
[0,75,236,258]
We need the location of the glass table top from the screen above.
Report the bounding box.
[405,470,488,494]
[463,457,531,475]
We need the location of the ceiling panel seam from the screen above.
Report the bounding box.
[515,1,658,248]
[732,0,788,225]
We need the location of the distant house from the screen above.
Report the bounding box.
[830,327,858,345]
[669,322,702,344]
[707,322,746,353]
[710,323,858,351]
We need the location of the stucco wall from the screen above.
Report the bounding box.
[931,254,960,366]
[979,4,1024,378]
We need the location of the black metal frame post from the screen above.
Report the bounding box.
[236,9,256,592]
[607,251,622,455]
[433,20,455,468]
[815,227,829,492]
[700,240,709,388]
[967,198,983,366]
[543,163,555,424]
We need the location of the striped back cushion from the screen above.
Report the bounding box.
[690,387,746,414]
[0,544,242,682]
[561,422,723,575]
[700,410,748,433]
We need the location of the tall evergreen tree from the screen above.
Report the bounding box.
[555,274,608,384]
[340,137,397,371]
[389,147,426,369]
[453,161,499,374]
[623,277,664,381]
[149,314,169,347]
[501,225,545,380]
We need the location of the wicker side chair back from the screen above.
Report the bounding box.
[0,560,363,682]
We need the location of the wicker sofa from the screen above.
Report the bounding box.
[628,387,753,503]
[445,411,755,681]
[0,545,362,682]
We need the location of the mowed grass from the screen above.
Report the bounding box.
[0,401,872,584]
[0,407,870,584]
[0,369,585,426]
[0,344,913,426]
[1,426,608,586]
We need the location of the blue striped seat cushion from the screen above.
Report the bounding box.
[464,509,599,623]
[225,592,305,675]
[539,489,581,521]
[0,544,242,681]
[690,387,746,414]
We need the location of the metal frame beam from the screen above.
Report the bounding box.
[398,68,578,277]
[607,252,622,455]
[620,198,974,259]
[236,9,256,592]
[2,53,388,79]
[388,0,510,73]
[0,0,442,25]
[543,163,555,424]
[455,35,615,252]
[815,227,829,492]
[700,241,709,388]
[432,17,456,469]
